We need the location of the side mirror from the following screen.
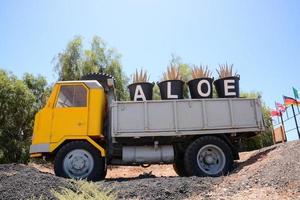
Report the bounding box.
[107,78,114,88]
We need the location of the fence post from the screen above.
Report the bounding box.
[280,126,286,142]
[279,111,286,141]
[271,126,276,144]
[291,105,300,139]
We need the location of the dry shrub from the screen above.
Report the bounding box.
[52,180,115,200]
[191,65,212,79]
[216,62,238,78]
[132,69,149,83]
[162,65,182,81]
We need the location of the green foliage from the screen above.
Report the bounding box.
[83,36,111,74]
[23,73,51,110]
[153,85,161,100]
[0,70,49,163]
[54,36,83,81]
[104,60,129,101]
[239,92,274,151]
[178,63,191,99]
[240,131,273,151]
[168,55,192,82]
[52,180,115,200]
[53,36,129,100]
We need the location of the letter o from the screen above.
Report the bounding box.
[197,79,211,97]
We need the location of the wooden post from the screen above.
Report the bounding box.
[280,126,286,142]
[271,127,276,144]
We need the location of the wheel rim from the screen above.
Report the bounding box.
[63,149,94,179]
[196,144,226,175]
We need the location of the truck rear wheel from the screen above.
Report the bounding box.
[54,141,106,181]
[173,145,188,177]
[184,136,233,177]
[173,159,187,177]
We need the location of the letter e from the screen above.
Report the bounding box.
[224,79,236,96]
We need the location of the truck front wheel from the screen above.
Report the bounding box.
[54,141,106,181]
[184,136,233,177]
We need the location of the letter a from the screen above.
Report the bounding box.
[134,85,146,101]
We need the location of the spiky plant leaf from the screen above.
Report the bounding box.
[162,65,182,81]
[216,63,237,78]
[191,65,212,79]
[132,68,149,83]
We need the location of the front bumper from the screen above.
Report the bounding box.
[29,143,50,154]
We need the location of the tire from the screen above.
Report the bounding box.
[173,159,187,177]
[54,141,106,181]
[184,136,233,177]
[173,145,188,177]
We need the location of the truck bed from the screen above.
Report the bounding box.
[111,98,265,137]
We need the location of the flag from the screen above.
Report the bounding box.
[283,95,300,106]
[275,102,286,112]
[293,87,300,99]
[270,110,281,117]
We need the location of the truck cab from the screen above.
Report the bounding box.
[31,80,107,156]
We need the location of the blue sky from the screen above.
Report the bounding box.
[1,0,300,140]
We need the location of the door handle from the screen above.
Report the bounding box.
[77,122,85,126]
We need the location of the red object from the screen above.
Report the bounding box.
[283,96,299,106]
[275,102,286,112]
[270,110,281,117]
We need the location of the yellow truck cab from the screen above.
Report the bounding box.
[30,79,108,180]
[30,73,265,181]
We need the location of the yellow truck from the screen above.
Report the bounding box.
[30,73,265,181]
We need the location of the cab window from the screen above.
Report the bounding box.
[56,85,87,108]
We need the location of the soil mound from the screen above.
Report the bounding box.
[0,141,299,200]
[0,164,75,200]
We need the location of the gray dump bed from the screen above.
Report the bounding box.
[111,98,265,138]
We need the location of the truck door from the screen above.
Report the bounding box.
[51,84,89,143]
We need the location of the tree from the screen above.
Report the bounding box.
[239,92,274,151]
[84,36,129,101]
[178,64,191,99]
[0,70,33,163]
[54,36,83,81]
[153,85,161,100]
[104,60,129,101]
[23,73,51,110]
[53,36,129,100]
[0,69,50,163]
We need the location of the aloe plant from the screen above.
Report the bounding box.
[216,62,238,78]
[132,69,149,83]
[162,64,182,81]
[191,65,212,79]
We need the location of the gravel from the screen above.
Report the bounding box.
[0,140,299,200]
[211,140,300,199]
[0,164,75,200]
[252,141,300,189]
[99,176,222,200]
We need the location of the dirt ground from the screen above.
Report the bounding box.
[0,140,299,200]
